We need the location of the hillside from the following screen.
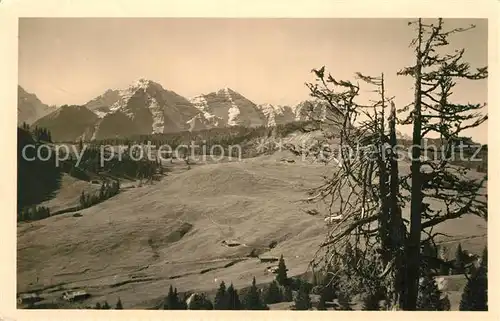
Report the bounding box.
[33,105,99,142]
[17,141,487,309]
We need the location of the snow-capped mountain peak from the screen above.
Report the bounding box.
[188,88,266,129]
[257,103,296,126]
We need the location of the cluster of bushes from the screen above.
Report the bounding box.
[17,206,51,222]
[80,298,123,310]
[79,181,120,209]
[69,247,485,311]
[160,255,315,311]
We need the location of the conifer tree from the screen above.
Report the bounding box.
[226,283,242,310]
[115,297,123,309]
[214,281,228,309]
[95,302,101,309]
[276,255,288,286]
[243,277,267,310]
[102,301,111,309]
[454,244,465,274]
[294,282,312,310]
[265,280,283,304]
[417,264,444,310]
[164,285,180,309]
[459,247,487,311]
[396,18,488,309]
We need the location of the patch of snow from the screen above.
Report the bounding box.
[148,97,165,134]
[131,78,152,90]
[94,110,108,118]
[224,88,241,126]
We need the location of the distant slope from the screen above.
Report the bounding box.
[33,105,99,142]
[18,86,55,125]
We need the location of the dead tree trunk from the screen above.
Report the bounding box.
[403,19,424,310]
[388,101,405,308]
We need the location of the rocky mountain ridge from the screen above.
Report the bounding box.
[24,79,340,141]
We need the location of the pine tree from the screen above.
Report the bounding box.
[226,283,242,310]
[265,280,283,304]
[454,244,465,274]
[395,19,488,309]
[459,247,487,311]
[294,282,312,310]
[276,255,288,286]
[164,285,180,309]
[95,302,101,309]
[417,264,444,311]
[115,297,123,309]
[102,301,111,309]
[214,281,228,310]
[243,277,267,310]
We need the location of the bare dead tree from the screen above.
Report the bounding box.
[303,70,406,306]
[302,18,486,311]
[397,18,488,310]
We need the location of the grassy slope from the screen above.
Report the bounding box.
[17,138,487,309]
[35,174,100,213]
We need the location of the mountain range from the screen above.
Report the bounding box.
[17,86,56,125]
[19,79,338,142]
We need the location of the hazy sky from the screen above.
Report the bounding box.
[18,18,488,143]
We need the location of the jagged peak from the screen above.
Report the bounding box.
[216,87,238,96]
[127,78,163,91]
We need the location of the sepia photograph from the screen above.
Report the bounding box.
[12,10,491,314]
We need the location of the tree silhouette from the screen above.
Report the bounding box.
[460,247,487,311]
[276,255,288,286]
[294,282,312,310]
[115,297,123,309]
[417,264,444,310]
[265,280,283,304]
[226,283,242,310]
[243,277,267,310]
[214,281,228,309]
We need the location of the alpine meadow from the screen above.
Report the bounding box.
[17,18,488,311]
